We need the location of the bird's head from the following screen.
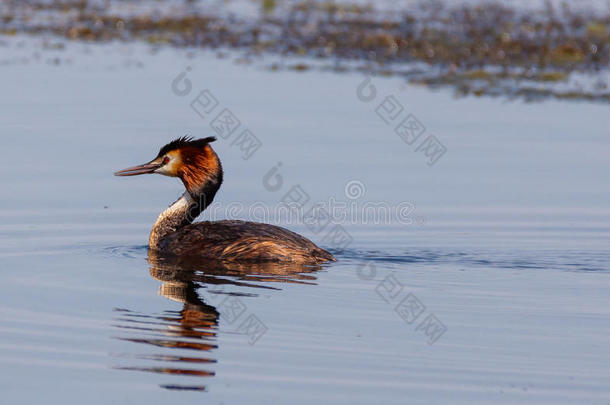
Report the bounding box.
[115,136,223,196]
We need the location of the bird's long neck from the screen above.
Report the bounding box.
[149,192,194,250]
[148,144,223,251]
[148,186,219,250]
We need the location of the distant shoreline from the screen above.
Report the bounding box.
[1,0,608,102]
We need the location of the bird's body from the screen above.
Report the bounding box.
[157,219,335,263]
[149,191,334,263]
[115,137,335,264]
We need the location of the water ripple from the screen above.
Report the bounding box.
[111,306,218,391]
[335,248,610,273]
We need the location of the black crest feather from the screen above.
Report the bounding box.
[157,136,216,157]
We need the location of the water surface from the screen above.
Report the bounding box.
[1,37,609,404]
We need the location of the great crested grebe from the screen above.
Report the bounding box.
[115,136,335,264]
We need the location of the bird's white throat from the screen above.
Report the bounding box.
[149,192,197,250]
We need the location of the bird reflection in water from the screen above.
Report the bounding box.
[112,251,323,391]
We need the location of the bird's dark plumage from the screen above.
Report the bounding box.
[157,220,336,263]
[157,136,217,158]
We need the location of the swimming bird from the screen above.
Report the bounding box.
[115,136,335,264]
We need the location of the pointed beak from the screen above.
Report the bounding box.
[114,160,162,176]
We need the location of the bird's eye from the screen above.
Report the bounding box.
[162,156,170,165]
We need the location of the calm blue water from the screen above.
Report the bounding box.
[1,36,609,404]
